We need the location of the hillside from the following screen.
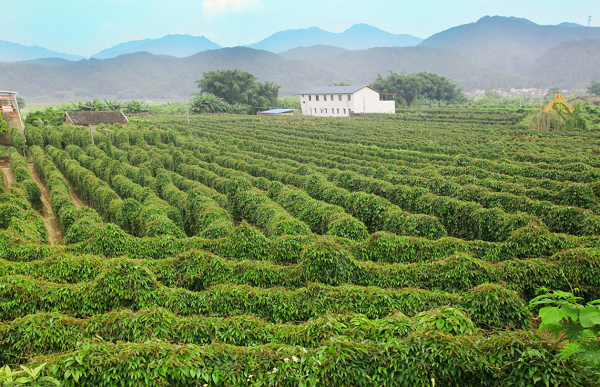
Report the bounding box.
[420,16,600,73]
[530,39,600,88]
[0,40,84,62]
[248,24,422,52]
[0,48,349,101]
[279,45,523,89]
[91,34,222,59]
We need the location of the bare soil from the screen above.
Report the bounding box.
[0,157,14,188]
[28,163,63,245]
[68,182,86,209]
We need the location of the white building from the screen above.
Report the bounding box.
[300,85,395,117]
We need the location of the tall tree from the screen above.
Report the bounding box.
[197,70,259,105]
[371,71,463,106]
[254,81,281,108]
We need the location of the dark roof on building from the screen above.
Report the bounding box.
[259,109,295,114]
[300,85,380,95]
[65,110,129,126]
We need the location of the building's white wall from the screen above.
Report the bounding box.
[300,87,395,117]
[301,93,353,117]
[352,88,396,114]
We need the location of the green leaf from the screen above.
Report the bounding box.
[539,307,567,325]
[579,306,600,328]
[559,304,579,322]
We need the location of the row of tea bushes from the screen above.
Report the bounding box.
[28,331,593,386]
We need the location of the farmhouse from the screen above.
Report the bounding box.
[0,90,24,132]
[65,110,129,129]
[300,85,395,117]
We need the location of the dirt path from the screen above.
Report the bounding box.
[28,163,63,245]
[0,158,14,189]
[68,182,86,209]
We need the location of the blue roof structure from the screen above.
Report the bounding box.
[259,109,295,114]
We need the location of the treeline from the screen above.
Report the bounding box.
[371,71,465,106]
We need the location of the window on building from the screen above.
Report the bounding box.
[337,109,339,114]
[325,108,328,114]
[343,109,346,114]
[314,108,317,113]
[308,95,312,101]
[316,95,319,101]
[339,95,342,101]
[348,95,352,101]
[324,95,328,101]
[330,95,334,101]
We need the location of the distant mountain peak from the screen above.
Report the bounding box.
[0,39,84,62]
[248,24,422,52]
[90,34,221,59]
[476,15,536,24]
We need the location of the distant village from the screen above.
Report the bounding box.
[467,88,588,98]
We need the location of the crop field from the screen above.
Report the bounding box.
[0,111,599,386]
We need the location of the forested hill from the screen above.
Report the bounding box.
[420,16,600,73]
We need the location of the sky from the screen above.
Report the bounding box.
[4,0,599,57]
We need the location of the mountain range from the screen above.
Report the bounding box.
[2,16,600,102]
[0,40,85,62]
[247,24,422,52]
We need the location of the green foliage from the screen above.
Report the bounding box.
[587,80,600,96]
[0,363,60,386]
[24,109,65,128]
[299,237,360,285]
[190,93,228,114]
[529,291,600,366]
[372,71,465,106]
[0,116,6,136]
[8,128,26,155]
[196,69,280,108]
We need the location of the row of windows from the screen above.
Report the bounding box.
[312,108,347,115]
[305,94,351,102]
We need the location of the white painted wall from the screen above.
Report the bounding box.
[300,87,395,117]
[301,93,353,117]
[352,88,396,114]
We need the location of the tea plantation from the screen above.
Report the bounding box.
[1,111,599,386]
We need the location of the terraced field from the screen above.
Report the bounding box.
[1,112,599,386]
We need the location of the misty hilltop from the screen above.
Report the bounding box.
[2,16,600,102]
[91,35,222,59]
[247,24,423,52]
[0,40,84,62]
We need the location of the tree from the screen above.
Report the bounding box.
[197,70,259,106]
[196,70,280,108]
[254,81,280,108]
[371,71,464,106]
[16,97,25,109]
[588,81,600,95]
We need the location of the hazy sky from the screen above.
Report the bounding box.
[4,0,599,56]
